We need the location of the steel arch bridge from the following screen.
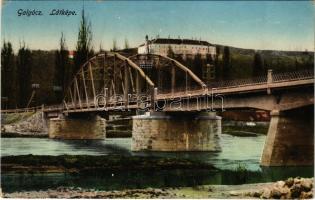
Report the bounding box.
[63,52,206,110]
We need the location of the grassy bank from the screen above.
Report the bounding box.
[1,112,35,125]
[1,111,47,137]
[1,132,47,138]
[222,122,269,136]
[1,154,217,173]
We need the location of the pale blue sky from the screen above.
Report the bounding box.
[1,0,314,52]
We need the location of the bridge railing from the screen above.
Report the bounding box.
[207,69,314,90]
[2,69,314,113]
[1,106,42,114]
[157,85,204,96]
[42,105,63,112]
[272,69,314,83]
[207,75,267,89]
[156,69,314,96]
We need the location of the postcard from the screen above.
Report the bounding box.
[1,0,314,199]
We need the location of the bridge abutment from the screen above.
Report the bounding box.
[48,114,106,139]
[261,106,314,166]
[131,112,222,151]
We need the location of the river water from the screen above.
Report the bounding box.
[1,134,313,192]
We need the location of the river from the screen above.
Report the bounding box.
[1,134,265,170]
[1,134,313,192]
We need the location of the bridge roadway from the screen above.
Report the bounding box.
[3,74,313,114]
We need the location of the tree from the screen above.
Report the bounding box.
[99,43,105,53]
[223,46,230,79]
[74,9,93,74]
[193,53,203,78]
[54,32,69,102]
[112,39,118,51]
[167,45,175,58]
[206,54,213,64]
[1,41,17,108]
[175,54,184,64]
[17,42,32,107]
[214,45,222,80]
[293,57,298,70]
[253,52,264,76]
[124,38,129,49]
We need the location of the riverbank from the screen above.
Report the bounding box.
[2,154,314,198]
[3,177,313,199]
[1,154,217,173]
[222,120,269,136]
[1,112,48,137]
[1,132,47,138]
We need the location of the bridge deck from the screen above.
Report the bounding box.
[1,69,314,114]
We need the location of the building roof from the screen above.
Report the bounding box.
[139,38,213,47]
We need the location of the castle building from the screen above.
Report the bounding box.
[138,36,216,59]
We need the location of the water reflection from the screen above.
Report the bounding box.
[60,139,132,156]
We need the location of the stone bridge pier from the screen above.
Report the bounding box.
[261,105,314,166]
[131,112,222,151]
[48,113,106,139]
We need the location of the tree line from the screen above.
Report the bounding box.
[214,45,313,80]
[167,44,313,84]
[1,10,94,109]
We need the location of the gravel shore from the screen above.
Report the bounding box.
[1,184,269,199]
[3,177,313,199]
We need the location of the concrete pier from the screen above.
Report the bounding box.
[48,114,106,139]
[260,106,314,166]
[132,112,221,151]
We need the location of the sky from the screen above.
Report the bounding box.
[1,0,314,52]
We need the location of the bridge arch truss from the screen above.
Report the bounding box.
[63,52,206,110]
[128,53,206,93]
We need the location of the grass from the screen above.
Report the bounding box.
[233,163,249,184]
[235,163,248,173]
[1,154,217,172]
[2,112,35,125]
[222,122,269,135]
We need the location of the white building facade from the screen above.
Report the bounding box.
[138,38,216,59]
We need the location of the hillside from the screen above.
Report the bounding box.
[214,44,313,79]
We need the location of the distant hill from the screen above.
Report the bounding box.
[214,44,313,79]
[116,44,313,80]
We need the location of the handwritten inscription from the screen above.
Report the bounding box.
[49,9,77,16]
[17,9,77,17]
[17,9,43,16]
